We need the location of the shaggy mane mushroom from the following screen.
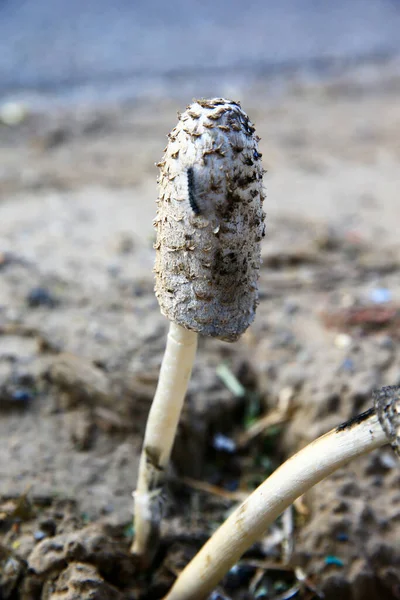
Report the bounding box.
[131,98,266,562]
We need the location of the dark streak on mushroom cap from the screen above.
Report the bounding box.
[373,385,400,457]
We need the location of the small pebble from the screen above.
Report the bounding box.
[296,349,312,364]
[224,479,239,492]
[340,358,354,372]
[283,300,299,315]
[209,592,230,600]
[107,264,120,277]
[379,452,398,469]
[101,503,115,515]
[38,518,56,536]
[115,232,135,254]
[378,335,394,350]
[33,530,47,541]
[213,433,237,453]
[26,287,57,308]
[369,287,391,304]
[0,102,26,125]
[11,389,33,403]
[334,333,352,349]
[273,581,289,592]
[273,331,295,348]
[225,563,254,590]
[325,555,344,567]
[132,281,150,297]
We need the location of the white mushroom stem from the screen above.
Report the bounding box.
[132,322,198,558]
[163,409,388,600]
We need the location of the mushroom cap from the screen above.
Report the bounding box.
[373,385,400,457]
[154,98,265,342]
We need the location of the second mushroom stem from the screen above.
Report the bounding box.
[163,408,387,600]
[131,322,198,559]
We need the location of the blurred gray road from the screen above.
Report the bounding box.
[1,0,400,102]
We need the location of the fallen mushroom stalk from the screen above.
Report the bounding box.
[163,385,400,600]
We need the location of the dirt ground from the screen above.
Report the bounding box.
[1,66,400,599]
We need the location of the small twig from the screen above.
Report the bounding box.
[237,386,295,448]
[249,567,265,595]
[295,567,324,599]
[293,495,309,517]
[236,409,289,448]
[242,559,295,572]
[93,406,130,432]
[0,323,40,337]
[282,505,295,564]
[179,476,247,502]
[275,584,300,600]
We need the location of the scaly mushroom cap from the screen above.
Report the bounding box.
[154,98,265,342]
[374,385,400,456]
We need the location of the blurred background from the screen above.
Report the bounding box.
[1,0,400,106]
